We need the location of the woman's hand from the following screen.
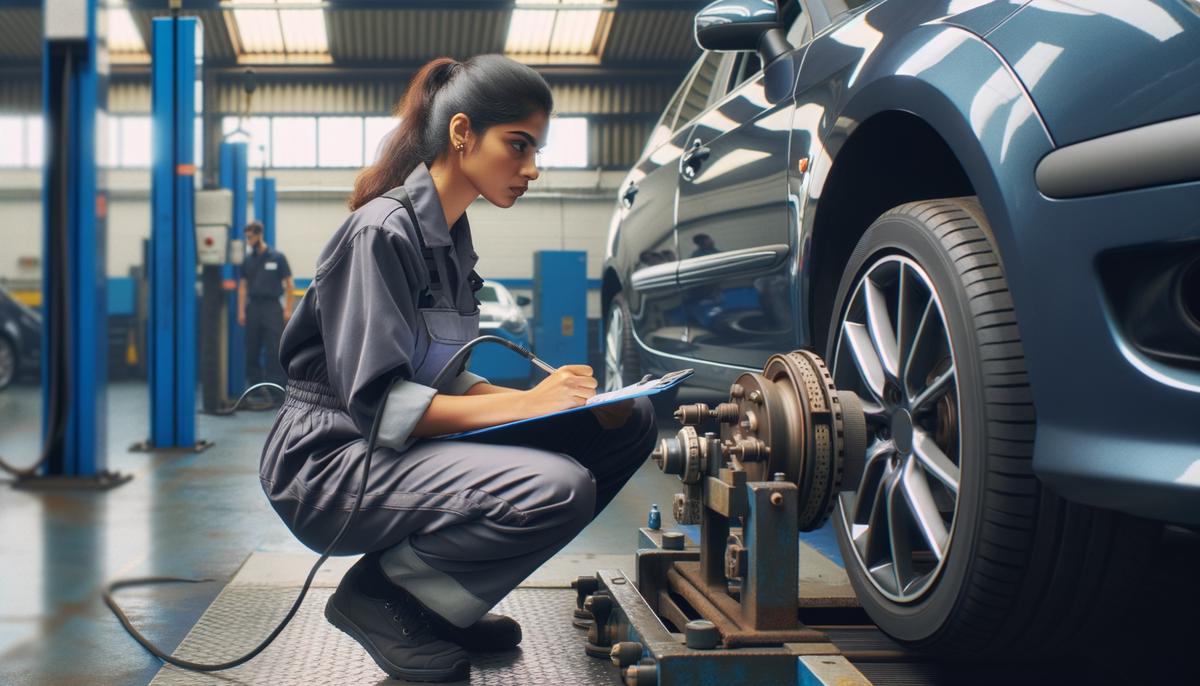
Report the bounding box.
[519,365,597,418]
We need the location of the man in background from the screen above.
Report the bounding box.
[238,221,293,401]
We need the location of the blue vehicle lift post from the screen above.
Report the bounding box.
[220,141,248,396]
[134,14,209,453]
[21,0,127,489]
[253,175,276,248]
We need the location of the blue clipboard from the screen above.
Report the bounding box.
[434,368,694,440]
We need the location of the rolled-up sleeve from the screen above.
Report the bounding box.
[314,226,435,448]
[445,370,489,396]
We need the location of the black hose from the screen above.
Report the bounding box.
[0,50,72,479]
[206,382,286,416]
[104,334,543,671]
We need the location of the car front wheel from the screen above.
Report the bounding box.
[826,197,1155,657]
[0,335,16,390]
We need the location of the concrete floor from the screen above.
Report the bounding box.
[4,381,1197,685]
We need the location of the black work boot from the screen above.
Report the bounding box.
[428,611,522,653]
[324,554,470,682]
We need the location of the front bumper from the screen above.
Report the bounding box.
[1008,176,1200,525]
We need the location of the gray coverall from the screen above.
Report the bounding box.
[259,162,657,628]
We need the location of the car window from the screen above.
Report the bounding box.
[644,57,701,153]
[727,51,764,93]
[675,51,723,129]
[819,0,874,22]
[785,0,815,47]
[477,285,498,303]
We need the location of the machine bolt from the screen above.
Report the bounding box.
[770,492,784,507]
[684,619,721,650]
[713,402,741,424]
[624,664,659,686]
[673,403,711,426]
[661,531,686,550]
[748,390,763,404]
[585,595,614,648]
[610,641,644,668]
[730,383,745,399]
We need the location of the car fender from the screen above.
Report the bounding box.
[800,23,1054,339]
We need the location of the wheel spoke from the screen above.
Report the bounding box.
[859,467,895,566]
[901,296,934,396]
[864,278,899,380]
[842,322,886,403]
[911,365,955,413]
[886,465,914,592]
[851,439,896,523]
[900,456,949,561]
[913,430,960,495]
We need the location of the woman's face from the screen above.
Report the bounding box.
[460,110,548,208]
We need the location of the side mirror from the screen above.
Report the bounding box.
[516,295,531,307]
[694,0,790,65]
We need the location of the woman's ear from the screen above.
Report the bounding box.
[448,113,473,150]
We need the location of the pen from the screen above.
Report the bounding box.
[529,355,558,375]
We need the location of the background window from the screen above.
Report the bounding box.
[0,116,25,167]
[318,116,364,168]
[222,116,271,168]
[117,116,152,167]
[364,116,397,163]
[541,117,588,168]
[270,117,316,167]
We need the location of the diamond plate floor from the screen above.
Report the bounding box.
[150,586,618,685]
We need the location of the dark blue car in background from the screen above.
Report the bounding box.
[602,0,1200,657]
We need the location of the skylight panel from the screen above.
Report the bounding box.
[506,0,612,62]
[229,0,329,61]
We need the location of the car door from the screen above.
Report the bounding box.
[618,52,723,358]
[673,8,816,369]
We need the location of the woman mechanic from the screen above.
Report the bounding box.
[259,55,658,682]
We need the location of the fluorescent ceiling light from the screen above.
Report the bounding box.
[506,0,611,60]
[229,0,329,60]
[106,4,145,54]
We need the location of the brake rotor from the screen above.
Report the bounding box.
[721,350,866,531]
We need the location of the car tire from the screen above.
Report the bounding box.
[825,196,1156,657]
[603,293,642,393]
[0,334,16,391]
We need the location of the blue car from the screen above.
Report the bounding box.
[601,0,1200,656]
[0,284,41,391]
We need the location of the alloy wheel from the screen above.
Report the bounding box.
[604,305,626,393]
[832,255,962,603]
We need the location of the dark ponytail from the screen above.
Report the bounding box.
[348,55,553,210]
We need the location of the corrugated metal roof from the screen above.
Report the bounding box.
[591,118,655,169]
[0,77,39,112]
[547,80,677,115]
[327,9,510,62]
[604,9,700,62]
[209,78,675,117]
[109,80,151,113]
[0,9,42,61]
[213,79,404,114]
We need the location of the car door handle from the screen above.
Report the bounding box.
[621,183,639,208]
[680,139,711,178]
